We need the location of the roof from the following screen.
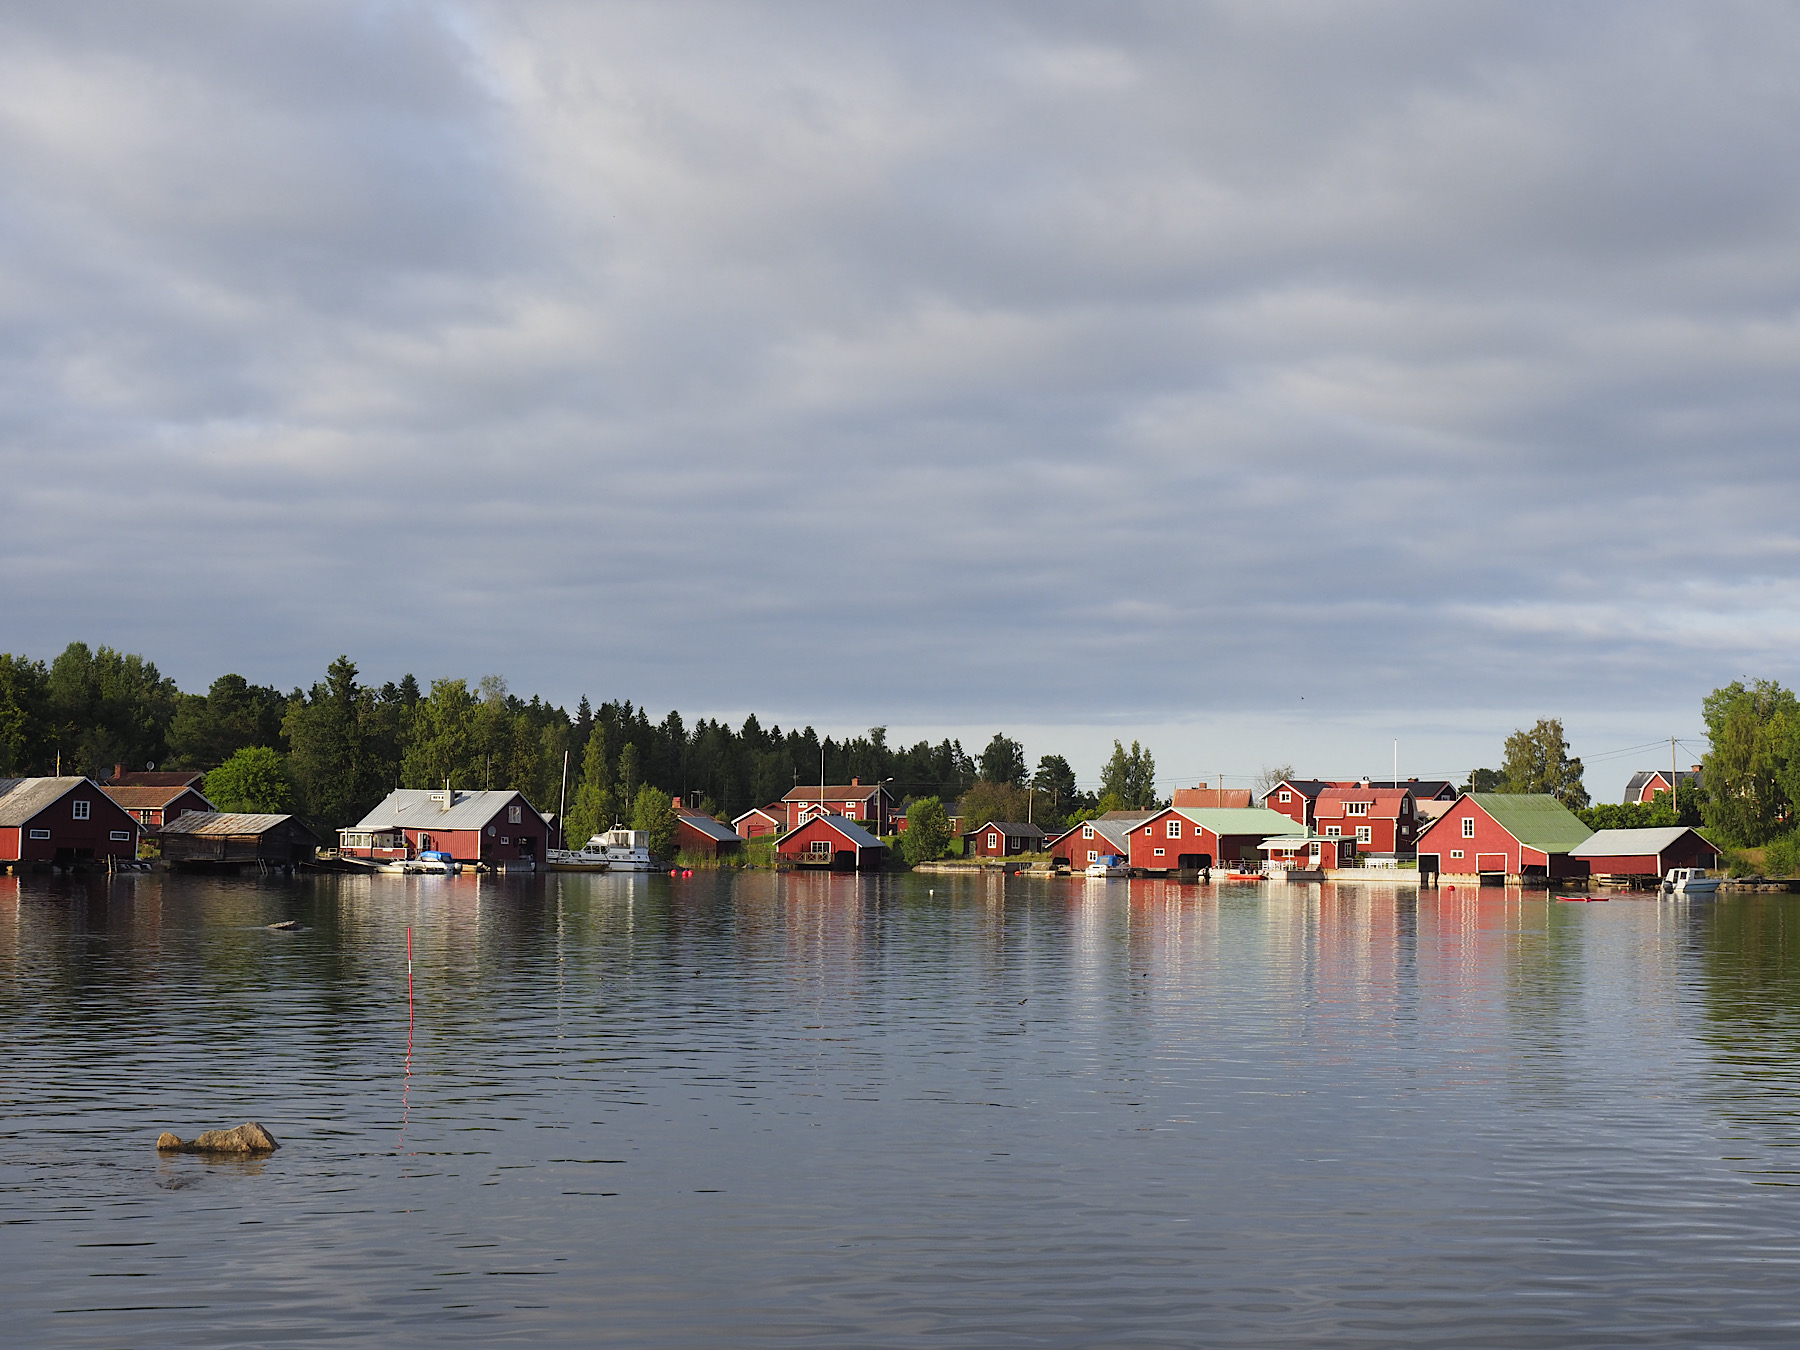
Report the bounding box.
[106,770,206,788]
[1359,779,1458,800]
[966,820,1047,839]
[1263,780,1334,803]
[732,803,785,823]
[1314,786,1413,816]
[158,811,319,841]
[1465,793,1594,853]
[783,784,890,802]
[1570,827,1706,858]
[351,789,542,833]
[1171,807,1311,835]
[678,810,742,843]
[1171,787,1254,808]
[0,777,88,827]
[1098,810,1157,824]
[101,784,212,810]
[778,814,885,848]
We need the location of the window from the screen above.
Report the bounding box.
[1082,825,1094,839]
[1462,818,1476,838]
[1279,790,1292,802]
[1325,825,1341,838]
[987,832,998,849]
[420,834,432,850]
[29,828,50,839]
[1451,849,1465,860]
[1345,801,1369,816]
[509,805,522,824]
[1153,847,1165,857]
[501,836,510,844]
[1167,820,1181,838]
[1309,843,1321,859]
[72,800,90,820]
[110,830,130,841]
[810,839,832,856]
[1087,850,1097,861]
[1356,826,1372,844]
[1144,826,1153,837]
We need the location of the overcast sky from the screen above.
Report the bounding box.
[3,1,1796,797]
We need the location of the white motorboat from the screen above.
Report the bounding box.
[545,841,611,872]
[576,826,658,872]
[1663,867,1719,894]
[379,850,460,876]
[1085,853,1130,878]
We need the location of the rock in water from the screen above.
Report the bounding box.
[156,1122,279,1154]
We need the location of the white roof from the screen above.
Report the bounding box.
[351,789,539,833]
[1569,827,1699,857]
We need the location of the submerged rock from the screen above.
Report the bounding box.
[267,921,301,931]
[156,1122,279,1154]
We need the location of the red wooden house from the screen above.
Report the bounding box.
[775,814,885,871]
[101,783,214,829]
[0,777,140,867]
[1046,819,1136,869]
[732,804,786,839]
[782,780,897,833]
[1414,793,1593,882]
[673,799,743,859]
[1569,827,1716,880]
[1261,780,1335,828]
[963,820,1047,857]
[339,788,550,867]
[1623,767,1704,804]
[1127,806,1309,872]
[1312,786,1417,855]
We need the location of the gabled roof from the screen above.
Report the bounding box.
[101,784,213,811]
[0,777,90,827]
[1314,786,1413,818]
[158,811,319,841]
[351,789,542,833]
[1570,827,1707,858]
[1098,810,1157,824]
[1170,807,1310,835]
[777,814,884,848]
[1464,793,1593,853]
[732,803,785,824]
[966,820,1046,839]
[783,784,891,803]
[1359,779,1457,800]
[1171,787,1254,808]
[1048,818,1137,853]
[1263,780,1334,803]
[1624,769,1702,800]
[677,810,742,843]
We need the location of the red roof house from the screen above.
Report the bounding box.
[101,783,214,829]
[0,777,140,867]
[775,814,885,871]
[1312,786,1418,855]
[782,780,897,833]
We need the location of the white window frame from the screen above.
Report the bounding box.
[1087,850,1097,861]
[1451,849,1465,860]
[1356,825,1372,844]
[1153,847,1165,857]
[1463,818,1476,838]
[987,832,998,849]
[1166,820,1180,838]
[1082,825,1094,839]
[1279,790,1292,802]
[110,830,130,841]
[509,805,522,824]
[29,828,50,839]
[1325,825,1341,838]
[1345,801,1369,816]
[72,800,90,820]
[810,839,833,856]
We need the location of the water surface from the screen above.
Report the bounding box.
[6,871,1800,1345]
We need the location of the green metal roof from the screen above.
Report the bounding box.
[1468,793,1594,853]
[1173,807,1308,835]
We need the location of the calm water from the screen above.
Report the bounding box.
[6,871,1800,1346]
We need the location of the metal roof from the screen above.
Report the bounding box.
[158,811,318,840]
[1623,769,1702,801]
[777,814,885,848]
[0,777,88,828]
[967,820,1046,838]
[351,789,542,833]
[102,784,212,810]
[783,784,890,802]
[1171,807,1311,835]
[1569,827,1703,858]
[1464,793,1594,853]
[678,811,743,843]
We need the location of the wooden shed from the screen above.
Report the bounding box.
[158,812,320,868]
[1569,827,1717,880]
[775,814,885,871]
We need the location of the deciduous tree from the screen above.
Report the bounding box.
[204,746,293,814]
[1498,719,1589,807]
[900,796,950,864]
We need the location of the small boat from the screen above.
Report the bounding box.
[1663,867,1719,895]
[1557,894,1607,902]
[379,850,460,876]
[1085,854,1130,878]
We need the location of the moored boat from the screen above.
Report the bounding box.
[1085,853,1129,878]
[1663,867,1719,894]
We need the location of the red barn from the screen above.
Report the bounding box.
[0,777,140,868]
[963,820,1047,857]
[1569,827,1717,880]
[775,814,885,871]
[339,788,549,868]
[1127,807,1311,872]
[732,804,785,839]
[1312,786,1417,855]
[1046,819,1137,869]
[1415,793,1592,882]
[673,799,743,859]
[1623,767,1704,804]
[101,783,214,829]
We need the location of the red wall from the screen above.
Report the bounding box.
[2,784,139,862]
[776,817,877,867]
[1313,789,1416,852]
[1266,785,1310,827]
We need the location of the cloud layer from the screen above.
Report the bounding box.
[3,1,1797,786]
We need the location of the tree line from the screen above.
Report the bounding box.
[0,643,1165,844]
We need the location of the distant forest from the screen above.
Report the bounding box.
[0,643,1134,840]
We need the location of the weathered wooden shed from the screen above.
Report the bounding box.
[158,812,320,868]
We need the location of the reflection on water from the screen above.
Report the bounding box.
[5,871,1800,1345]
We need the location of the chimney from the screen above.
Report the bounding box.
[672,795,683,810]
[1691,764,1703,773]
[113,763,125,782]
[441,778,453,812]
[851,777,859,787]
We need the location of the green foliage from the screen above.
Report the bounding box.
[401,677,479,789]
[1099,740,1158,810]
[563,722,615,845]
[1463,767,1505,793]
[1031,754,1078,830]
[204,746,293,814]
[1092,789,1126,816]
[168,674,289,769]
[978,733,1027,788]
[1762,832,1800,878]
[956,779,1038,833]
[1498,718,1589,807]
[0,653,49,775]
[1702,679,1798,846]
[45,642,178,777]
[901,796,951,864]
[616,742,642,802]
[631,782,678,861]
